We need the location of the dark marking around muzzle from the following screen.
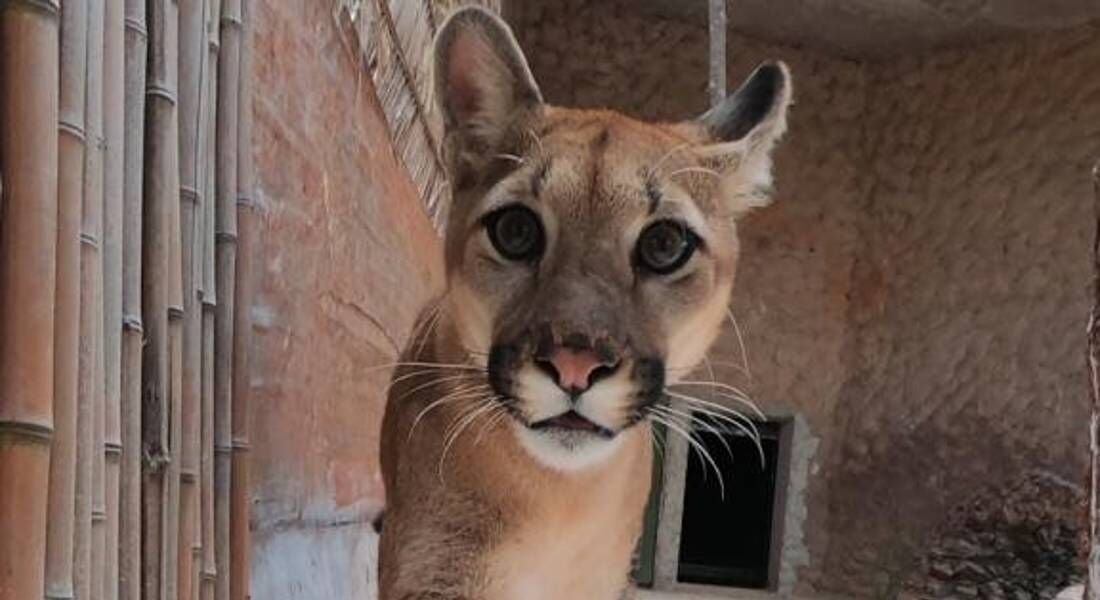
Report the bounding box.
[488,343,522,397]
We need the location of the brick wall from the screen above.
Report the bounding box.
[248,2,443,597]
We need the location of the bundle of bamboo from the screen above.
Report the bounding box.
[0,0,255,596]
[341,0,450,229]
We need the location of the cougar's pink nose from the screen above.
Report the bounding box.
[540,347,614,393]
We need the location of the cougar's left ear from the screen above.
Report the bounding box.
[695,61,792,215]
[434,7,543,180]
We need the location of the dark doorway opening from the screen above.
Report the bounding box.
[677,419,783,589]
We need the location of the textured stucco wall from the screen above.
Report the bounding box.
[513,2,1098,597]
[249,2,443,598]
[636,0,1100,58]
[833,30,1099,598]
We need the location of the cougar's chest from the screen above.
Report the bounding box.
[480,430,651,600]
[484,501,637,600]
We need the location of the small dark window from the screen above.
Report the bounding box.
[677,419,783,589]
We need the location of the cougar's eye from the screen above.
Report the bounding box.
[485,204,545,261]
[636,220,697,275]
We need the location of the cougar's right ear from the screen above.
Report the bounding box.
[434,7,543,180]
[693,61,793,216]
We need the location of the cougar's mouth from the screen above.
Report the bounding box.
[529,410,614,438]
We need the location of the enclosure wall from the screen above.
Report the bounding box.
[512,1,1098,596]
[248,2,444,597]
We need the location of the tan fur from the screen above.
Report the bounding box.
[378,7,791,599]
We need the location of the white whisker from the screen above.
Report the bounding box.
[413,301,445,359]
[438,398,500,483]
[668,166,721,179]
[526,127,545,156]
[726,308,753,382]
[655,402,735,463]
[650,423,667,458]
[395,371,484,401]
[495,153,525,164]
[663,390,766,469]
[688,358,751,378]
[664,389,762,439]
[383,365,483,396]
[652,142,692,176]
[406,384,492,443]
[668,380,765,419]
[385,367,446,392]
[473,405,511,446]
[648,408,726,500]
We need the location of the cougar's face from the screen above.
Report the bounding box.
[446,114,743,468]
[433,8,790,470]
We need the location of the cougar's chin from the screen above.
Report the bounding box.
[510,419,626,471]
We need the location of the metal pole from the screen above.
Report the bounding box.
[1088,159,1100,600]
[708,0,727,107]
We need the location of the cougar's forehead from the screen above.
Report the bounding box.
[528,110,720,239]
[540,111,685,199]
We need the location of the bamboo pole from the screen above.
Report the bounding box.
[74,3,106,599]
[214,0,242,597]
[143,0,183,597]
[118,0,148,598]
[166,2,185,596]
[119,0,148,598]
[146,0,187,594]
[200,3,222,597]
[188,11,213,595]
[229,1,254,597]
[102,2,126,599]
[0,1,59,599]
[167,259,184,600]
[68,4,105,598]
[200,310,216,600]
[178,1,208,598]
[45,1,86,598]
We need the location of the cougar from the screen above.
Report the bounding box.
[378,7,792,599]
